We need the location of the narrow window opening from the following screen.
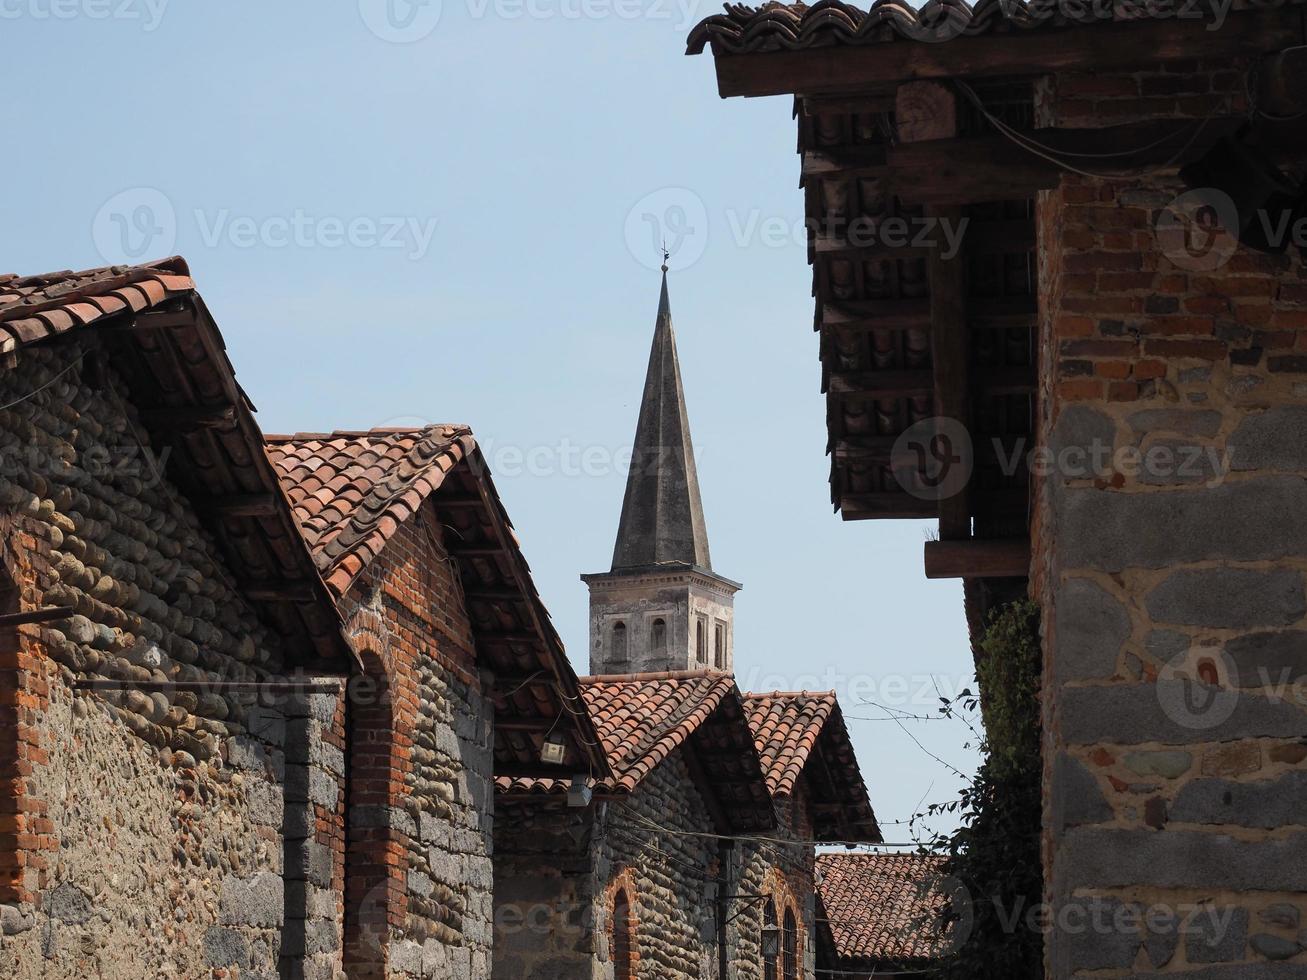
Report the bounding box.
[613,889,634,980]
[714,623,725,669]
[651,618,666,654]
[695,617,707,665]
[783,908,797,980]
[612,621,628,662]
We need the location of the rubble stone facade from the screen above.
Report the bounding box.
[0,338,499,980]
[1034,57,1307,978]
[0,342,296,979]
[493,748,817,980]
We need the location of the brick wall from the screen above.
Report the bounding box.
[1035,59,1307,977]
[333,514,494,980]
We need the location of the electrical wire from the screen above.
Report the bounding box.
[952,78,1230,180]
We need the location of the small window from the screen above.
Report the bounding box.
[612,622,628,662]
[714,623,726,668]
[763,899,777,980]
[613,889,634,980]
[695,616,707,664]
[651,618,666,653]
[783,908,797,980]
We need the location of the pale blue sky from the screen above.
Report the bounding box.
[5,0,977,840]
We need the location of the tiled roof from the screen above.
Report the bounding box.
[498,670,777,831]
[744,690,838,797]
[744,692,881,842]
[266,427,610,781]
[583,671,739,792]
[0,257,196,347]
[816,852,949,963]
[265,427,475,596]
[0,256,348,666]
[686,0,1301,55]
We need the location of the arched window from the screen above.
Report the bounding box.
[783,908,797,980]
[763,898,778,980]
[695,617,707,664]
[613,889,634,980]
[650,618,666,653]
[612,621,628,662]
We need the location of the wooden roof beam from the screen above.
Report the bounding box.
[712,10,1301,97]
[827,365,1035,400]
[924,538,1031,579]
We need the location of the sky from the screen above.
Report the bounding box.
[4,0,979,841]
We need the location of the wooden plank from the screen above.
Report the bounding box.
[928,201,971,540]
[924,538,1031,579]
[828,365,1034,400]
[243,582,317,603]
[138,404,236,430]
[0,606,74,629]
[197,493,280,518]
[822,296,1036,332]
[838,493,936,520]
[827,369,934,399]
[802,92,896,117]
[802,145,888,178]
[713,11,1301,97]
[887,137,1060,204]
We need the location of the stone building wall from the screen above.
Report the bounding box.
[493,749,819,979]
[0,341,294,979]
[725,782,816,980]
[1034,58,1307,977]
[333,514,494,980]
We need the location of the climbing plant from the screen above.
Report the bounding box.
[924,598,1044,978]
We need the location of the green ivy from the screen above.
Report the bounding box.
[929,599,1044,978]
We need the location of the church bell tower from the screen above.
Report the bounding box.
[581,265,741,676]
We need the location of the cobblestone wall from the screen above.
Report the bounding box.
[1035,60,1307,978]
[0,342,292,978]
[494,749,818,979]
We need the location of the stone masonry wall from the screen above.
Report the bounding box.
[494,749,818,979]
[1034,58,1307,977]
[334,513,493,980]
[726,782,816,980]
[0,341,293,978]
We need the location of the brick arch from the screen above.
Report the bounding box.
[605,867,640,980]
[759,867,805,980]
[342,601,404,979]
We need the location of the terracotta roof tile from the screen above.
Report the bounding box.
[686,0,1303,55]
[816,852,949,963]
[265,426,475,596]
[743,691,881,842]
[0,256,196,348]
[498,671,738,795]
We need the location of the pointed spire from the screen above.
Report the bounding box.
[610,266,712,572]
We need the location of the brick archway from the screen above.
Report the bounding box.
[342,604,405,979]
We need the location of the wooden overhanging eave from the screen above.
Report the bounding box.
[696,5,1307,584]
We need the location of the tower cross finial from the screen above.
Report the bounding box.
[661,241,669,273]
